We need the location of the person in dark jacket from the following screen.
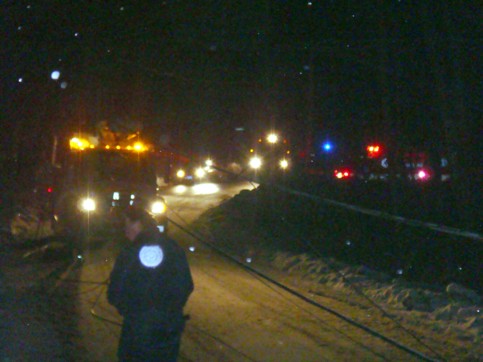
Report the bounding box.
[108,207,194,362]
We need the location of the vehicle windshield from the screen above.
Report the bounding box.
[68,150,156,186]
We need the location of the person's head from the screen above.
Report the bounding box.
[123,206,157,241]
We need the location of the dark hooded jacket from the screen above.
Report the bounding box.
[108,228,193,359]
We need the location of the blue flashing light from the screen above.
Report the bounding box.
[322,142,333,152]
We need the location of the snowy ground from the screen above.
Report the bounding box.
[0,204,74,361]
[1,187,481,361]
[192,187,482,361]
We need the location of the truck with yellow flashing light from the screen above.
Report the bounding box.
[246,132,292,179]
[50,124,168,246]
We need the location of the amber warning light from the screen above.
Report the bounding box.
[69,136,149,152]
[366,144,382,157]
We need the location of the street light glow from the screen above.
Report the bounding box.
[279,159,289,169]
[249,156,262,169]
[266,133,279,144]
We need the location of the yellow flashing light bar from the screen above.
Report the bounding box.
[115,142,147,152]
[69,137,149,152]
[133,142,145,151]
[69,137,92,150]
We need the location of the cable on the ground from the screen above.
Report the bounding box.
[168,216,443,362]
[261,201,447,361]
[186,323,261,362]
[169,207,381,359]
[192,249,391,361]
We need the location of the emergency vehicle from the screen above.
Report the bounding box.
[246,132,292,177]
[356,145,451,183]
[301,140,451,184]
[51,124,168,243]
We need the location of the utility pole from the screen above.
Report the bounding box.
[262,0,276,129]
[303,3,316,170]
[305,45,315,167]
[375,2,402,215]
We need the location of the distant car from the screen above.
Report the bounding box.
[333,167,355,180]
[172,167,195,185]
[172,158,219,185]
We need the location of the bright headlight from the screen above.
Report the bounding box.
[249,156,262,169]
[176,169,186,178]
[80,198,96,212]
[151,200,167,214]
[195,167,206,178]
[279,159,289,169]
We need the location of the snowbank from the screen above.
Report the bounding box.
[194,187,482,360]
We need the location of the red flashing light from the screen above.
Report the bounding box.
[367,144,382,157]
[47,187,53,193]
[334,169,353,179]
[416,169,431,181]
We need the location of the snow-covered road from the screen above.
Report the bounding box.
[1,181,480,361]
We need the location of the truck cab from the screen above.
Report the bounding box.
[52,131,168,244]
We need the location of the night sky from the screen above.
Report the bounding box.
[1,1,480,173]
